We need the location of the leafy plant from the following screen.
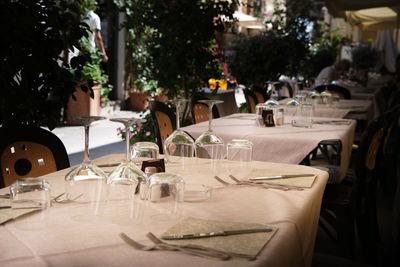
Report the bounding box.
[265,0,314,77]
[117,112,156,145]
[114,0,238,99]
[352,44,378,70]
[0,0,89,130]
[69,37,112,102]
[225,33,290,87]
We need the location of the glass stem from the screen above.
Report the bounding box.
[125,123,131,162]
[176,102,180,130]
[83,124,90,164]
[208,104,213,132]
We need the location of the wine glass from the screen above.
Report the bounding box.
[64,116,107,220]
[105,118,148,225]
[194,99,224,160]
[107,118,147,184]
[164,99,195,165]
[320,78,332,104]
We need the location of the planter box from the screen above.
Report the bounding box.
[66,82,101,121]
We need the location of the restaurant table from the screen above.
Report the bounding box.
[197,88,239,117]
[279,98,374,123]
[182,114,356,183]
[0,154,328,267]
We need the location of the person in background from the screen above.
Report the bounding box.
[314,59,351,87]
[85,9,108,63]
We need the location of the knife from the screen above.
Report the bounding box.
[161,227,272,240]
[249,174,315,181]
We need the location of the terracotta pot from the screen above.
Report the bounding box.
[129,91,149,111]
[154,94,168,102]
[67,81,101,120]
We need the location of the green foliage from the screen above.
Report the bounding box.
[312,23,345,55]
[266,0,314,77]
[301,22,346,79]
[352,44,378,70]
[115,0,238,98]
[69,38,112,102]
[117,112,157,144]
[225,34,290,87]
[0,0,89,130]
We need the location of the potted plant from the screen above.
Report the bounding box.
[67,37,112,118]
[0,0,90,130]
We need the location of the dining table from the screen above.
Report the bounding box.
[0,154,329,267]
[182,114,356,184]
[279,98,374,123]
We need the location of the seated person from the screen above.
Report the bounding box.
[314,59,351,87]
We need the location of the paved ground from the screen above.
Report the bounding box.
[52,90,246,166]
[51,108,142,166]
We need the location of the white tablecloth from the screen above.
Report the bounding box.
[182,114,356,183]
[0,154,328,267]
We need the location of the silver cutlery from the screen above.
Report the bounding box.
[248,174,314,181]
[97,163,120,168]
[312,120,351,125]
[147,232,256,260]
[214,175,295,191]
[161,227,272,240]
[120,232,234,260]
[229,175,305,191]
[52,193,84,203]
[0,194,10,199]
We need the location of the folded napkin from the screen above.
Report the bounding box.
[244,169,316,188]
[0,199,40,225]
[160,217,277,258]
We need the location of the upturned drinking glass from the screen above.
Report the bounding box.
[194,99,224,160]
[164,99,195,165]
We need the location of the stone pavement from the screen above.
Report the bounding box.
[51,106,142,166]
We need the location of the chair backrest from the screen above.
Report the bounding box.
[315,84,351,99]
[190,96,220,124]
[354,106,400,266]
[0,126,70,188]
[243,88,258,113]
[253,90,265,104]
[283,82,294,98]
[149,101,176,154]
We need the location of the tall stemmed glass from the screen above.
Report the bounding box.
[65,116,107,183]
[105,118,147,225]
[194,100,224,160]
[64,116,107,221]
[164,99,195,166]
[107,118,146,184]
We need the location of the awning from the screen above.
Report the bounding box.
[323,0,400,17]
[345,7,399,31]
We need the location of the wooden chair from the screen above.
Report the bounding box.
[0,126,70,188]
[317,107,399,260]
[190,96,220,124]
[149,100,176,154]
[355,105,400,266]
[243,88,258,113]
[315,84,352,99]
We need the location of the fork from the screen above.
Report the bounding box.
[214,176,287,190]
[52,193,84,203]
[120,232,231,260]
[229,175,305,191]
